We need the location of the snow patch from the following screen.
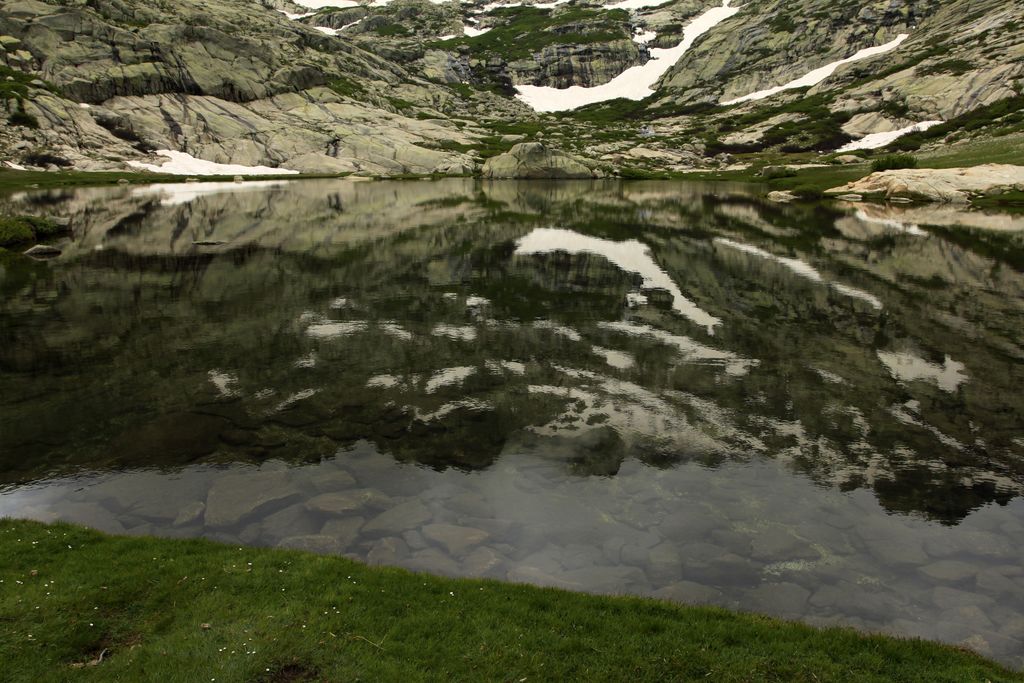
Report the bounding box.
[208,370,240,397]
[432,323,478,341]
[878,351,967,393]
[722,34,909,105]
[367,374,401,389]
[533,321,583,341]
[291,0,358,9]
[3,161,27,171]
[599,321,756,376]
[853,208,927,236]
[592,346,636,370]
[632,28,657,44]
[486,359,526,375]
[464,25,492,37]
[425,366,477,393]
[515,0,739,112]
[127,150,299,176]
[130,180,290,206]
[715,237,883,309]
[837,120,943,152]
[517,227,722,333]
[305,321,369,338]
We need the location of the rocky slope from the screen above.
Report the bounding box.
[0,0,1021,176]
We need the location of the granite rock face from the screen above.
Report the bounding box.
[482,142,596,179]
[826,164,1024,203]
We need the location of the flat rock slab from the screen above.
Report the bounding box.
[306,489,390,515]
[422,523,490,556]
[826,164,1024,203]
[363,499,432,534]
[205,470,299,528]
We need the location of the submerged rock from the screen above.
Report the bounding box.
[481,143,596,179]
[205,471,299,527]
[422,523,490,557]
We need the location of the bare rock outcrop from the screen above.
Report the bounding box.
[481,142,596,179]
[826,164,1024,203]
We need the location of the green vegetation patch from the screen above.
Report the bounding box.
[437,6,631,60]
[711,91,853,154]
[889,95,1024,151]
[0,64,33,101]
[871,154,918,172]
[0,215,63,246]
[1,520,1020,683]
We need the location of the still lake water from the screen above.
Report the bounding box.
[2,179,1023,666]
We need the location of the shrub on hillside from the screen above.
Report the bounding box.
[8,109,38,129]
[760,166,798,180]
[0,215,62,247]
[871,154,918,172]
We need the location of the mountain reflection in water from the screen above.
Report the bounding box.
[1,178,1023,666]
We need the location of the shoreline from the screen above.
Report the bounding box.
[2,165,1022,212]
[2,519,1020,681]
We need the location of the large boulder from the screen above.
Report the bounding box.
[826,164,1024,203]
[481,143,596,179]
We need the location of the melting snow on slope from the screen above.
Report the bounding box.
[877,351,967,393]
[633,28,657,44]
[127,150,299,176]
[715,237,883,309]
[130,180,291,206]
[290,0,358,8]
[722,34,909,105]
[464,25,492,37]
[425,366,477,393]
[277,9,314,20]
[853,208,927,236]
[514,0,740,112]
[837,120,943,152]
[515,227,722,333]
[598,321,756,376]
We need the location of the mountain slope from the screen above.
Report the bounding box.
[0,0,1021,176]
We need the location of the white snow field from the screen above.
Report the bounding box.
[290,0,358,9]
[127,150,300,176]
[837,120,943,152]
[722,34,909,105]
[130,180,292,207]
[514,0,740,112]
[515,228,723,333]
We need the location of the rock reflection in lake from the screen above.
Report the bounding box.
[1,178,1023,667]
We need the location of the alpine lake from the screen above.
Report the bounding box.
[2,178,1023,667]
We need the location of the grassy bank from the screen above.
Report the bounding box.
[0,520,1019,682]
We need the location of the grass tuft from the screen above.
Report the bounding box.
[871,154,918,172]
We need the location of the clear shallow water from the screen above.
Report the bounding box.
[1,179,1023,666]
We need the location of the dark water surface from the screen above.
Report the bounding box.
[2,179,1023,666]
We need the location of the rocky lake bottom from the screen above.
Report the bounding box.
[1,178,1023,667]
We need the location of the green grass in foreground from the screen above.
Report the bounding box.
[1,521,1019,682]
